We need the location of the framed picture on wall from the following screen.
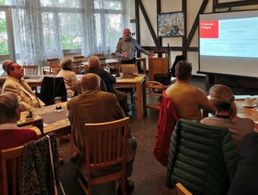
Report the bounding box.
[158,12,184,37]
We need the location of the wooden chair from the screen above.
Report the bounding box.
[78,117,130,195]
[73,55,85,62]
[73,56,85,74]
[39,76,67,105]
[145,81,168,111]
[148,56,169,81]
[43,58,61,75]
[1,134,65,195]
[1,145,24,195]
[176,183,192,195]
[46,58,60,65]
[23,65,38,75]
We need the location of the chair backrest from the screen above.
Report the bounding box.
[166,119,239,195]
[85,117,129,169]
[45,58,61,75]
[73,55,84,62]
[46,58,60,67]
[145,81,167,111]
[176,183,192,195]
[1,133,63,195]
[39,76,67,105]
[23,65,38,75]
[78,117,129,195]
[1,145,24,195]
[148,56,169,81]
[72,56,85,74]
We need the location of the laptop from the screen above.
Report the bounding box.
[120,64,139,79]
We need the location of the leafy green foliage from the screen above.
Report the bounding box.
[0,18,7,33]
[61,35,80,49]
[0,11,8,55]
[0,40,8,55]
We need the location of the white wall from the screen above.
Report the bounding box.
[127,0,258,75]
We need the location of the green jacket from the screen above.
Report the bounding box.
[166,119,239,195]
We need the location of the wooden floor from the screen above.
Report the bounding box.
[59,76,206,195]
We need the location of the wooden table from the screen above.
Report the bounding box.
[115,74,146,120]
[18,102,71,138]
[82,57,147,74]
[236,100,258,129]
[26,74,146,120]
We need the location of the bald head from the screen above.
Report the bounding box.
[88,56,100,68]
[0,92,19,124]
[80,73,101,91]
[123,28,131,41]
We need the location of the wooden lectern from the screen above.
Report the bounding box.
[148,56,169,81]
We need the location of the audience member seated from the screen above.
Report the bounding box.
[57,58,78,97]
[0,93,38,194]
[165,60,214,121]
[2,61,44,111]
[67,73,137,193]
[201,84,254,147]
[166,119,239,195]
[170,55,186,77]
[1,60,11,76]
[87,55,130,115]
[227,131,258,195]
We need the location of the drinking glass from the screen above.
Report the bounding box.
[55,96,62,111]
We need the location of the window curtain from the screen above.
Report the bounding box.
[81,0,128,57]
[12,0,48,65]
[8,0,127,66]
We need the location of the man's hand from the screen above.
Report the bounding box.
[123,51,129,60]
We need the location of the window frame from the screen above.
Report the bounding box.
[0,6,15,61]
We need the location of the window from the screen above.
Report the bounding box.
[0,11,8,55]
[59,13,82,50]
[0,0,127,65]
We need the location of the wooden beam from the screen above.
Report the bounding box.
[185,0,209,48]
[143,46,185,51]
[135,0,140,43]
[182,0,187,57]
[138,0,159,47]
[157,0,162,48]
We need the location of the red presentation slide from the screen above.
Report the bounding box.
[200,20,219,38]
